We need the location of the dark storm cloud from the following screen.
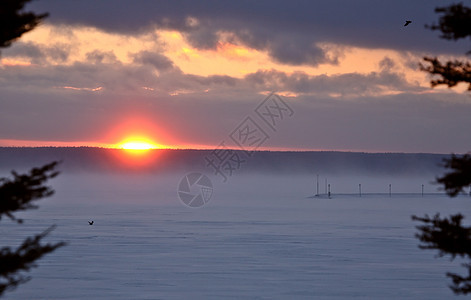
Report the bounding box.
[379,57,396,71]
[28,0,469,66]
[3,42,43,59]
[86,50,118,64]
[2,41,70,64]
[268,36,337,66]
[244,69,419,96]
[132,51,175,70]
[184,27,220,50]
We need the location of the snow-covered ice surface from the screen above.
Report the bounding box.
[2,173,471,299]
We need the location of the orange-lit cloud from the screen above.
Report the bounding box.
[1,58,32,66]
[61,86,103,92]
[8,23,463,96]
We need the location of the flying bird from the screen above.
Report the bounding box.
[88,221,94,225]
[404,20,412,27]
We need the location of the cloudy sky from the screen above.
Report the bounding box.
[1,0,470,153]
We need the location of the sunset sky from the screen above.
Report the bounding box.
[1,0,470,153]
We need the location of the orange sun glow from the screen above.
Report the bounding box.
[117,137,159,152]
[112,137,161,167]
[121,141,157,150]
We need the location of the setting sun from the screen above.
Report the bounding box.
[120,141,157,150]
[117,137,159,152]
[113,137,161,167]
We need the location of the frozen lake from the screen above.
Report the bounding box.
[2,173,471,299]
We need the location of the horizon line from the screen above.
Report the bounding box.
[0,145,453,155]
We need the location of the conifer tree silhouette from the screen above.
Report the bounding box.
[413,3,471,295]
[0,1,65,297]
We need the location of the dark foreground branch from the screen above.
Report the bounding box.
[436,154,471,197]
[0,225,66,295]
[413,213,471,294]
[0,161,60,223]
[420,57,471,91]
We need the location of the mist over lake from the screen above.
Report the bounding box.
[1,148,468,299]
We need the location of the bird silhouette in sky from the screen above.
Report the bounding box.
[88,221,94,225]
[404,20,412,26]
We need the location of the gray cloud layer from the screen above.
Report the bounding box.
[1,51,470,153]
[28,0,469,66]
[2,0,471,153]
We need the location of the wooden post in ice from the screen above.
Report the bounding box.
[328,184,331,198]
[421,184,424,197]
[359,184,362,197]
[389,184,391,197]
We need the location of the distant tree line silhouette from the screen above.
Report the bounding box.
[413,2,471,295]
[0,1,64,298]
